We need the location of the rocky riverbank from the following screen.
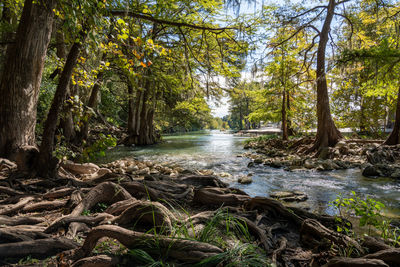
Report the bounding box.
[0,157,399,266]
[243,136,400,180]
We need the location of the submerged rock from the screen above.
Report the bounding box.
[269,190,308,202]
[238,175,253,184]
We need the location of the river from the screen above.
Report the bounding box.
[100,130,400,217]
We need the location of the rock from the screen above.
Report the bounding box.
[247,161,255,168]
[269,190,308,202]
[219,172,231,178]
[362,164,380,177]
[126,165,139,173]
[137,167,150,175]
[390,169,400,179]
[269,160,283,168]
[336,141,347,148]
[254,158,263,164]
[304,159,315,169]
[238,176,252,184]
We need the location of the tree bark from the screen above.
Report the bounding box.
[282,89,288,140]
[36,33,86,177]
[383,85,400,145]
[79,66,105,142]
[309,0,342,152]
[0,0,56,158]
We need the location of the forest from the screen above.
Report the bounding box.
[0,0,400,266]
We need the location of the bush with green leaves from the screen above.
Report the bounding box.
[331,191,399,246]
[81,134,117,162]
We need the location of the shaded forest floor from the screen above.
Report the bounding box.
[0,154,399,266]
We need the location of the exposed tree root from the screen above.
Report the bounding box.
[323,257,389,267]
[104,198,137,215]
[0,215,44,226]
[71,254,119,267]
[272,237,287,265]
[362,236,392,253]
[110,200,176,232]
[177,175,228,188]
[0,185,24,196]
[43,187,76,199]
[300,219,363,254]
[0,196,35,215]
[122,181,161,200]
[244,197,303,226]
[363,248,400,265]
[0,226,48,243]
[0,237,78,259]
[193,187,250,206]
[71,182,133,216]
[45,213,114,234]
[69,225,223,263]
[22,199,67,213]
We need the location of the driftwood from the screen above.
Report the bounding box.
[70,225,223,263]
[323,257,389,267]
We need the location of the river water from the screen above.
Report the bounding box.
[101,130,400,217]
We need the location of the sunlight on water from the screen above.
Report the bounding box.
[101,130,400,217]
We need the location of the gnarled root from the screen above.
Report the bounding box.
[0,237,78,259]
[0,215,44,226]
[109,200,176,232]
[323,257,389,267]
[193,187,250,206]
[300,219,363,254]
[177,175,228,188]
[45,213,114,234]
[244,197,303,226]
[70,225,223,263]
[71,255,119,267]
[363,248,400,265]
[71,182,133,216]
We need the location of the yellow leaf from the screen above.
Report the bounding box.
[140,62,147,68]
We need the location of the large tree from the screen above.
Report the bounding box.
[0,0,56,159]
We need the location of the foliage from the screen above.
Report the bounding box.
[331,191,399,245]
[81,134,117,162]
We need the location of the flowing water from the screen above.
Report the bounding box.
[100,130,400,217]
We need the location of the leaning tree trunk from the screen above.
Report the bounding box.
[0,0,56,159]
[36,34,86,177]
[309,0,342,152]
[282,89,288,140]
[384,85,400,145]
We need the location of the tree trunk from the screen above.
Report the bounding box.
[384,85,400,145]
[80,67,105,141]
[36,34,86,177]
[282,89,288,140]
[309,0,342,152]
[0,0,56,159]
[287,91,294,136]
[360,95,367,132]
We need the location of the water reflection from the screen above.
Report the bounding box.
[101,130,400,217]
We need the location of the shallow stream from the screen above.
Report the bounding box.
[100,130,400,217]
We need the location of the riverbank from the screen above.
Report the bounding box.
[0,157,399,266]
